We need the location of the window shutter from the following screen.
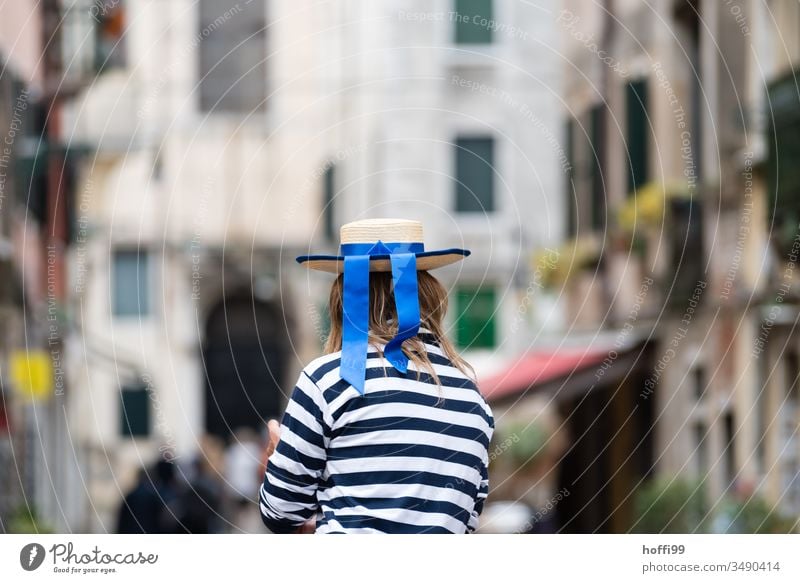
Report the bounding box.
[455,137,495,212]
[454,0,493,44]
[455,286,496,349]
[113,249,150,316]
[626,79,649,195]
[120,383,150,437]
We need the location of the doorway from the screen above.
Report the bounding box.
[203,293,286,441]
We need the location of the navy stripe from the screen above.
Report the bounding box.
[416,333,442,347]
[325,495,472,522]
[272,441,325,475]
[297,247,470,265]
[261,479,317,506]
[293,380,325,423]
[328,512,456,534]
[330,389,493,425]
[323,366,477,403]
[330,416,490,446]
[327,442,483,469]
[322,470,479,498]
[306,356,343,383]
[279,411,325,450]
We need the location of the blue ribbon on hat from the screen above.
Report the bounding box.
[340,240,422,395]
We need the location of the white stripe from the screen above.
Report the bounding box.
[268,449,322,480]
[263,471,315,499]
[332,506,465,533]
[335,402,493,435]
[277,424,325,459]
[284,395,325,436]
[328,455,482,483]
[319,482,476,510]
[329,428,489,459]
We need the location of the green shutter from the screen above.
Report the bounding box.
[120,383,150,437]
[455,137,495,212]
[590,104,605,230]
[455,286,496,349]
[113,249,150,316]
[565,118,577,238]
[626,79,649,195]
[454,0,493,44]
[323,164,336,241]
[767,68,800,256]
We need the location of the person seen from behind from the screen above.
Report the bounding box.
[259,218,494,533]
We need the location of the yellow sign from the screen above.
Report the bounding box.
[10,350,53,402]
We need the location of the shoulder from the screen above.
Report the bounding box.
[301,351,344,388]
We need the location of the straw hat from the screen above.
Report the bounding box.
[296,218,470,273]
[296,218,470,395]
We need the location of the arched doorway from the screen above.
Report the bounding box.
[203,293,286,441]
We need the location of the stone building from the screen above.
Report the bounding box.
[544,0,800,531]
[58,0,563,530]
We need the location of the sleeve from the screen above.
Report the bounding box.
[259,371,328,534]
[466,458,489,533]
[467,410,493,533]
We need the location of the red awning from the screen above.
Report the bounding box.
[480,348,609,402]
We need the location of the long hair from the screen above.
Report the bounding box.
[324,270,475,385]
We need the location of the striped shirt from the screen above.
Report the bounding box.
[259,329,494,534]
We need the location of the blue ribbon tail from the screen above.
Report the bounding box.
[341,255,370,394]
[385,253,421,374]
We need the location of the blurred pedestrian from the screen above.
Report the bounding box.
[116,459,181,533]
[178,457,223,533]
[116,467,161,533]
[224,427,263,532]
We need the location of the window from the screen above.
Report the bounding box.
[565,118,577,238]
[453,0,493,44]
[693,422,707,478]
[723,412,736,486]
[454,286,496,349]
[14,97,48,225]
[625,79,650,195]
[693,366,706,400]
[781,349,800,513]
[455,137,495,212]
[589,104,606,230]
[756,351,768,473]
[323,164,336,242]
[113,249,150,316]
[786,349,800,402]
[767,69,800,256]
[668,197,704,306]
[62,0,99,82]
[93,0,126,72]
[199,0,267,112]
[674,0,702,182]
[120,382,150,437]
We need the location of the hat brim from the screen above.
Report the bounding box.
[297,248,470,274]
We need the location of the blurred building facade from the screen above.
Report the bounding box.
[9,0,797,536]
[546,0,800,531]
[55,0,563,531]
[60,0,326,531]
[311,0,565,371]
[0,0,40,532]
[1,0,90,532]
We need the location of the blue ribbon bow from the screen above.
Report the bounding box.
[340,240,422,394]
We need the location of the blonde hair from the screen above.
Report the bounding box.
[324,270,475,385]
